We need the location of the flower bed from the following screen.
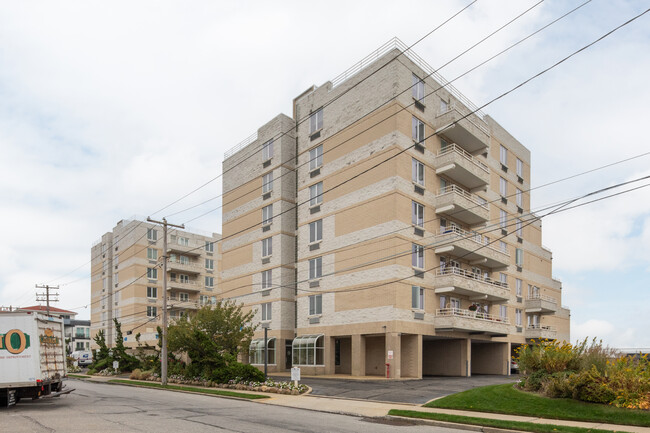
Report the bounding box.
[142,373,308,395]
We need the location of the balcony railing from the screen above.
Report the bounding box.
[437,185,488,210]
[438,143,489,172]
[436,308,510,324]
[167,260,203,273]
[527,324,556,331]
[436,226,510,256]
[436,267,507,289]
[527,293,557,304]
[168,279,201,292]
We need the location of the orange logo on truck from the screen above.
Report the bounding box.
[0,329,31,354]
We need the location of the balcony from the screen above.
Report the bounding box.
[524,294,558,314]
[435,308,512,336]
[167,242,201,256]
[434,267,509,302]
[433,226,510,269]
[434,104,490,154]
[434,144,490,190]
[167,279,201,293]
[167,260,203,274]
[167,298,199,311]
[435,185,489,226]
[525,325,557,340]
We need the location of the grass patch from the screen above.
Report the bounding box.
[107,379,269,400]
[67,374,91,378]
[389,410,617,433]
[425,383,650,427]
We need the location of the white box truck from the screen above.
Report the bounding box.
[1,311,73,407]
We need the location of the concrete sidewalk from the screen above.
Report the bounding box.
[77,376,650,433]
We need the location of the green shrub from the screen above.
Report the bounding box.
[227,362,265,382]
[540,372,574,398]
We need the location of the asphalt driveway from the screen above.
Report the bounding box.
[289,375,519,404]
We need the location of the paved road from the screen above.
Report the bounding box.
[293,375,519,404]
[0,379,465,433]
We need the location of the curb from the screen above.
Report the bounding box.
[386,415,522,433]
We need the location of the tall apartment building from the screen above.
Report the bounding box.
[90,218,221,348]
[221,39,570,378]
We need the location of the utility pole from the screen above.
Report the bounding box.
[147,217,184,386]
[35,284,59,317]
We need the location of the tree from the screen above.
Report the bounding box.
[112,318,140,372]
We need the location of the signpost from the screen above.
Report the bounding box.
[291,367,300,388]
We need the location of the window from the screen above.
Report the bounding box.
[516,188,523,207]
[205,258,214,270]
[261,302,272,321]
[500,273,507,284]
[205,276,214,287]
[439,295,447,309]
[178,237,189,246]
[205,241,214,252]
[180,293,189,302]
[310,108,323,134]
[147,286,157,299]
[147,267,157,280]
[179,274,189,283]
[250,338,276,365]
[516,158,523,177]
[412,73,425,102]
[440,99,449,112]
[515,309,522,326]
[200,295,210,306]
[147,228,157,241]
[500,209,507,229]
[309,295,322,315]
[412,243,424,268]
[499,241,508,253]
[412,158,424,186]
[147,248,157,260]
[262,172,273,194]
[309,219,323,243]
[412,286,424,310]
[262,237,272,257]
[261,269,272,289]
[262,204,273,225]
[500,305,508,319]
[309,182,323,206]
[179,255,189,265]
[412,201,424,227]
[500,145,507,166]
[450,297,461,309]
[412,116,425,144]
[262,139,273,161]
[292,334,324,366]
[309,145,323,171]
[516,218,523,237]
[500,177,507,197]
[516,248,524,267]
[309,257,322,280]
[516,278,522,297]
[147,306,157,318]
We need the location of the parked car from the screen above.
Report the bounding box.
[71,351,93,366]
[510,359,520,374]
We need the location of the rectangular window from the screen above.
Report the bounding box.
[310,108,323,134]
[516,188,523,207]
[500,273,507,284]
[147,248,157,260]
[412,73,425,102]
[309,145,323,171]
[262,204,273,225]
[450,297,461,309]
[500,177,507,197]
[500,305,508,319]
[309,257,322,280]
[412,201,424,227]
[309,294,322,315]
[439,295,447,309]
[205,276,214,287]
[500,209,507,229]
[516,278,522,297]
[500,241,508,254]
[147,286,157,298]
[516,158,523,177]
[261,302,272,321]
[179,255,189,265]
[309,182,323,206]
[412,243,424,268]
[147,267,157,280]
[147,228,157,241]
[199,295,209,306]
[205,241,214,252]
[261,269,272,289]
[179,274,189,283]
[412,116,425,144]
[262,139,273,161]
[412,158,424,186]
[440,99,449,112]
[262,172,273,194]
[262,237,272,257]
[516,218,523,237]
[500,145,507,166]
[516,308,522,326]
[516,248,524,267]
[147,306,157,318]
[180,292,189,302]
[205,258,214,270]
[411,286,424,310]
[309,219,323,243]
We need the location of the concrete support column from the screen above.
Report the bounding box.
[506,342,512,376]
[325,336,336,375]
[385,332,401,379]
[462,338,471,377]
[351,334,365,377]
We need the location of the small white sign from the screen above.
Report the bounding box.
[387,350,394,360]
[291,367,301,381]
[113,361,119,370]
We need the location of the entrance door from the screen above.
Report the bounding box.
[285,341,292,369]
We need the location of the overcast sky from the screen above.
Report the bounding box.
[1,1,648,349]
